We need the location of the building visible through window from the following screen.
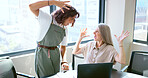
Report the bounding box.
[59,0,99,43]
[0,0,40,54]
[0,0,101,55]
[133,0,148,43]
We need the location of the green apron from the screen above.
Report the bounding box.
[35,22,65,77]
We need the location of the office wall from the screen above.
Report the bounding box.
[105,0,124,70]
[105,0,136,70]
[106,0,148,70]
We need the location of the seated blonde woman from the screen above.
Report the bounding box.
[72,24,129,65]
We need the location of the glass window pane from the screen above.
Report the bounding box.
[133,0,148,41]
[0,0,100,54]
[59,0,99,43]
[0,0,41,54]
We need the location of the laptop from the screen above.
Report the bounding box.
[77,63,113,78]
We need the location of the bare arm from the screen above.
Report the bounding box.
[72,37,83,54]
[29,1,70,16]
[29,1,54,16]
[114,31,129,65]
[115,45,126,64]
[72,28,89,54]
[60,45,66,60]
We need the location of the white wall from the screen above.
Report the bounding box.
[105,0,136,70]
[106,0,124,70]
[106,0,148,70]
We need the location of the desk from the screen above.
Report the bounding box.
[48,70,147,78]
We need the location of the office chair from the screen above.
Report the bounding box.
[121,51,148,77]
[0,56,35,78]
[72,54,84,70]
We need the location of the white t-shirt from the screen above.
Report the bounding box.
[36,10,68,46]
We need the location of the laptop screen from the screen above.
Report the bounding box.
[77,63,113,78]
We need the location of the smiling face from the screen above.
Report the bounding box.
[93,28,103,41]
[63,15,76,26]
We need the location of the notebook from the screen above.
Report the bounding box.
[77,63,113,78]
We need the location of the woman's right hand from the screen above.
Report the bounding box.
[54,0,71,13]
[79,28,89,39]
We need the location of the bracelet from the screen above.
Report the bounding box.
[61,62,68,65]
[119,45,123,47]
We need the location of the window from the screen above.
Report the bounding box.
[59,0,101,43]
[0,0,43,54]
[0,0,105,56]
[133,0,148,44]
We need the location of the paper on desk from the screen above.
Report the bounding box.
[49,70,77,78]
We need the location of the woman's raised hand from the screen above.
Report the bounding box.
[80,28,90,39]
[114,31,129,46]
[54,0,71,13]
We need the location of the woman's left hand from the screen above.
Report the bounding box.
[54,0,71,13]
[114,31,129,46]
[62,63,69,70]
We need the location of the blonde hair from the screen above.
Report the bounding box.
[98,23,113,46]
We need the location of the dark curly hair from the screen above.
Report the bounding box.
[52,6,80,27]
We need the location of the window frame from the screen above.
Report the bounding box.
[133,0,148,45]
[0,0,105,57]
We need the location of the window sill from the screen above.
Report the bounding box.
[133,42,147,47]
[132,42,148,51]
